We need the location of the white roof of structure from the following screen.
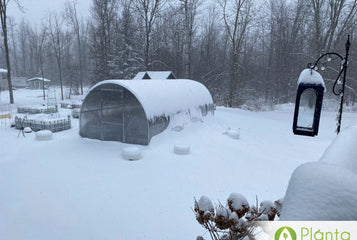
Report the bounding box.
[133,71,175,80]
[89,79,213,119]
[298,69,325,88]
[0,68,7,73]
[27,77,51,82]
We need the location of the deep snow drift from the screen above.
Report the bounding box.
[0,89,356,240]
[281,126,357,220]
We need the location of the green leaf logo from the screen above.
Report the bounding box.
[275,226,297,240]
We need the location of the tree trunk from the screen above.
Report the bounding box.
[0,1,14,104]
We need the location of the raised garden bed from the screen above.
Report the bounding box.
[15,114,71,132]
[17,105,58,114]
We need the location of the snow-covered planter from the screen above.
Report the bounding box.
[17,104,58,114]
[60,100,82,109]
[174,144,190,155]
[15,115,71,133]
[72,108,80,118]
[36,130,53,141]
[122,147,142,161]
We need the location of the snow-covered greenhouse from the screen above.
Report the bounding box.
[79,79,214,145]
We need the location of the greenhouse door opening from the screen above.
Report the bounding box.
[100,89,124,142]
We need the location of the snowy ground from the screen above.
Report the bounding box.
[0,89,356,240]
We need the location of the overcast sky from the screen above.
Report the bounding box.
[7,0,91,27]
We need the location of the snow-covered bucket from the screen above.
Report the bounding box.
[174,144,190,155]
[122,147,142,161]
[36,130,53,141]
[24,127,32,133]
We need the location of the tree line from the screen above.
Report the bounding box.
[1,0,357,107]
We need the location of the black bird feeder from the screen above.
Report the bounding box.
[293,35,351,136]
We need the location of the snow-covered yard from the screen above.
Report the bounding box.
[0,89,356,240]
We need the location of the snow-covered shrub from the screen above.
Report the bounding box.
[122,147,142,161]
[194,194,281,240]
[228,193,249,218]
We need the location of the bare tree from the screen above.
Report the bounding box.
[133,0,166,70]
[8,16,19,77]
[47,13,65,100]
[63,0,84,95]
[220,0,253,107]
[0,0,22,103]
[30,25,47,100]
[180,0,200,78]
[311,0,357,53]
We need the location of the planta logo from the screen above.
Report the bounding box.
[275,226,297,240]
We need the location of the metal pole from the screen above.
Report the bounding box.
[336,35,351,134]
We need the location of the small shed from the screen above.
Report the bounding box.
[80,79,214,145]
[133,71,176,80]
[27,77,51,90]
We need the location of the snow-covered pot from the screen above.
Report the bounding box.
[24,127,32,133]
[122,147,142,161]
[281,126,357,220]
[36,130,53,141]
[174,144,190,155]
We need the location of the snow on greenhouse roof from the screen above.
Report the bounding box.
[27,77,51,82]
[133,71,175,80]
[297,68,325,88]
[90,79,213,119]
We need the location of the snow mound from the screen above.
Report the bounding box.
[297,68,325,88]
[174,144,190,155]
[319,125,357,174]
[189,107,203,122]
[280,162,357,220]
[169,111,190,132]
[281,126,357,220]
[197,196,214,213]
[24,127,32,133]
[122,147,142,161]
[35,130,53,141]
[224,128,240,139]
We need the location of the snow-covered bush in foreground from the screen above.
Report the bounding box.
[194,194,282,240]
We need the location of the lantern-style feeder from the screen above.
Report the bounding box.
[293,69,325,136]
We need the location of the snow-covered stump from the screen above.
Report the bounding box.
[174,144,190,155]
[36,130,53,141]
[122,147,142,161]
[280,126,357,220]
